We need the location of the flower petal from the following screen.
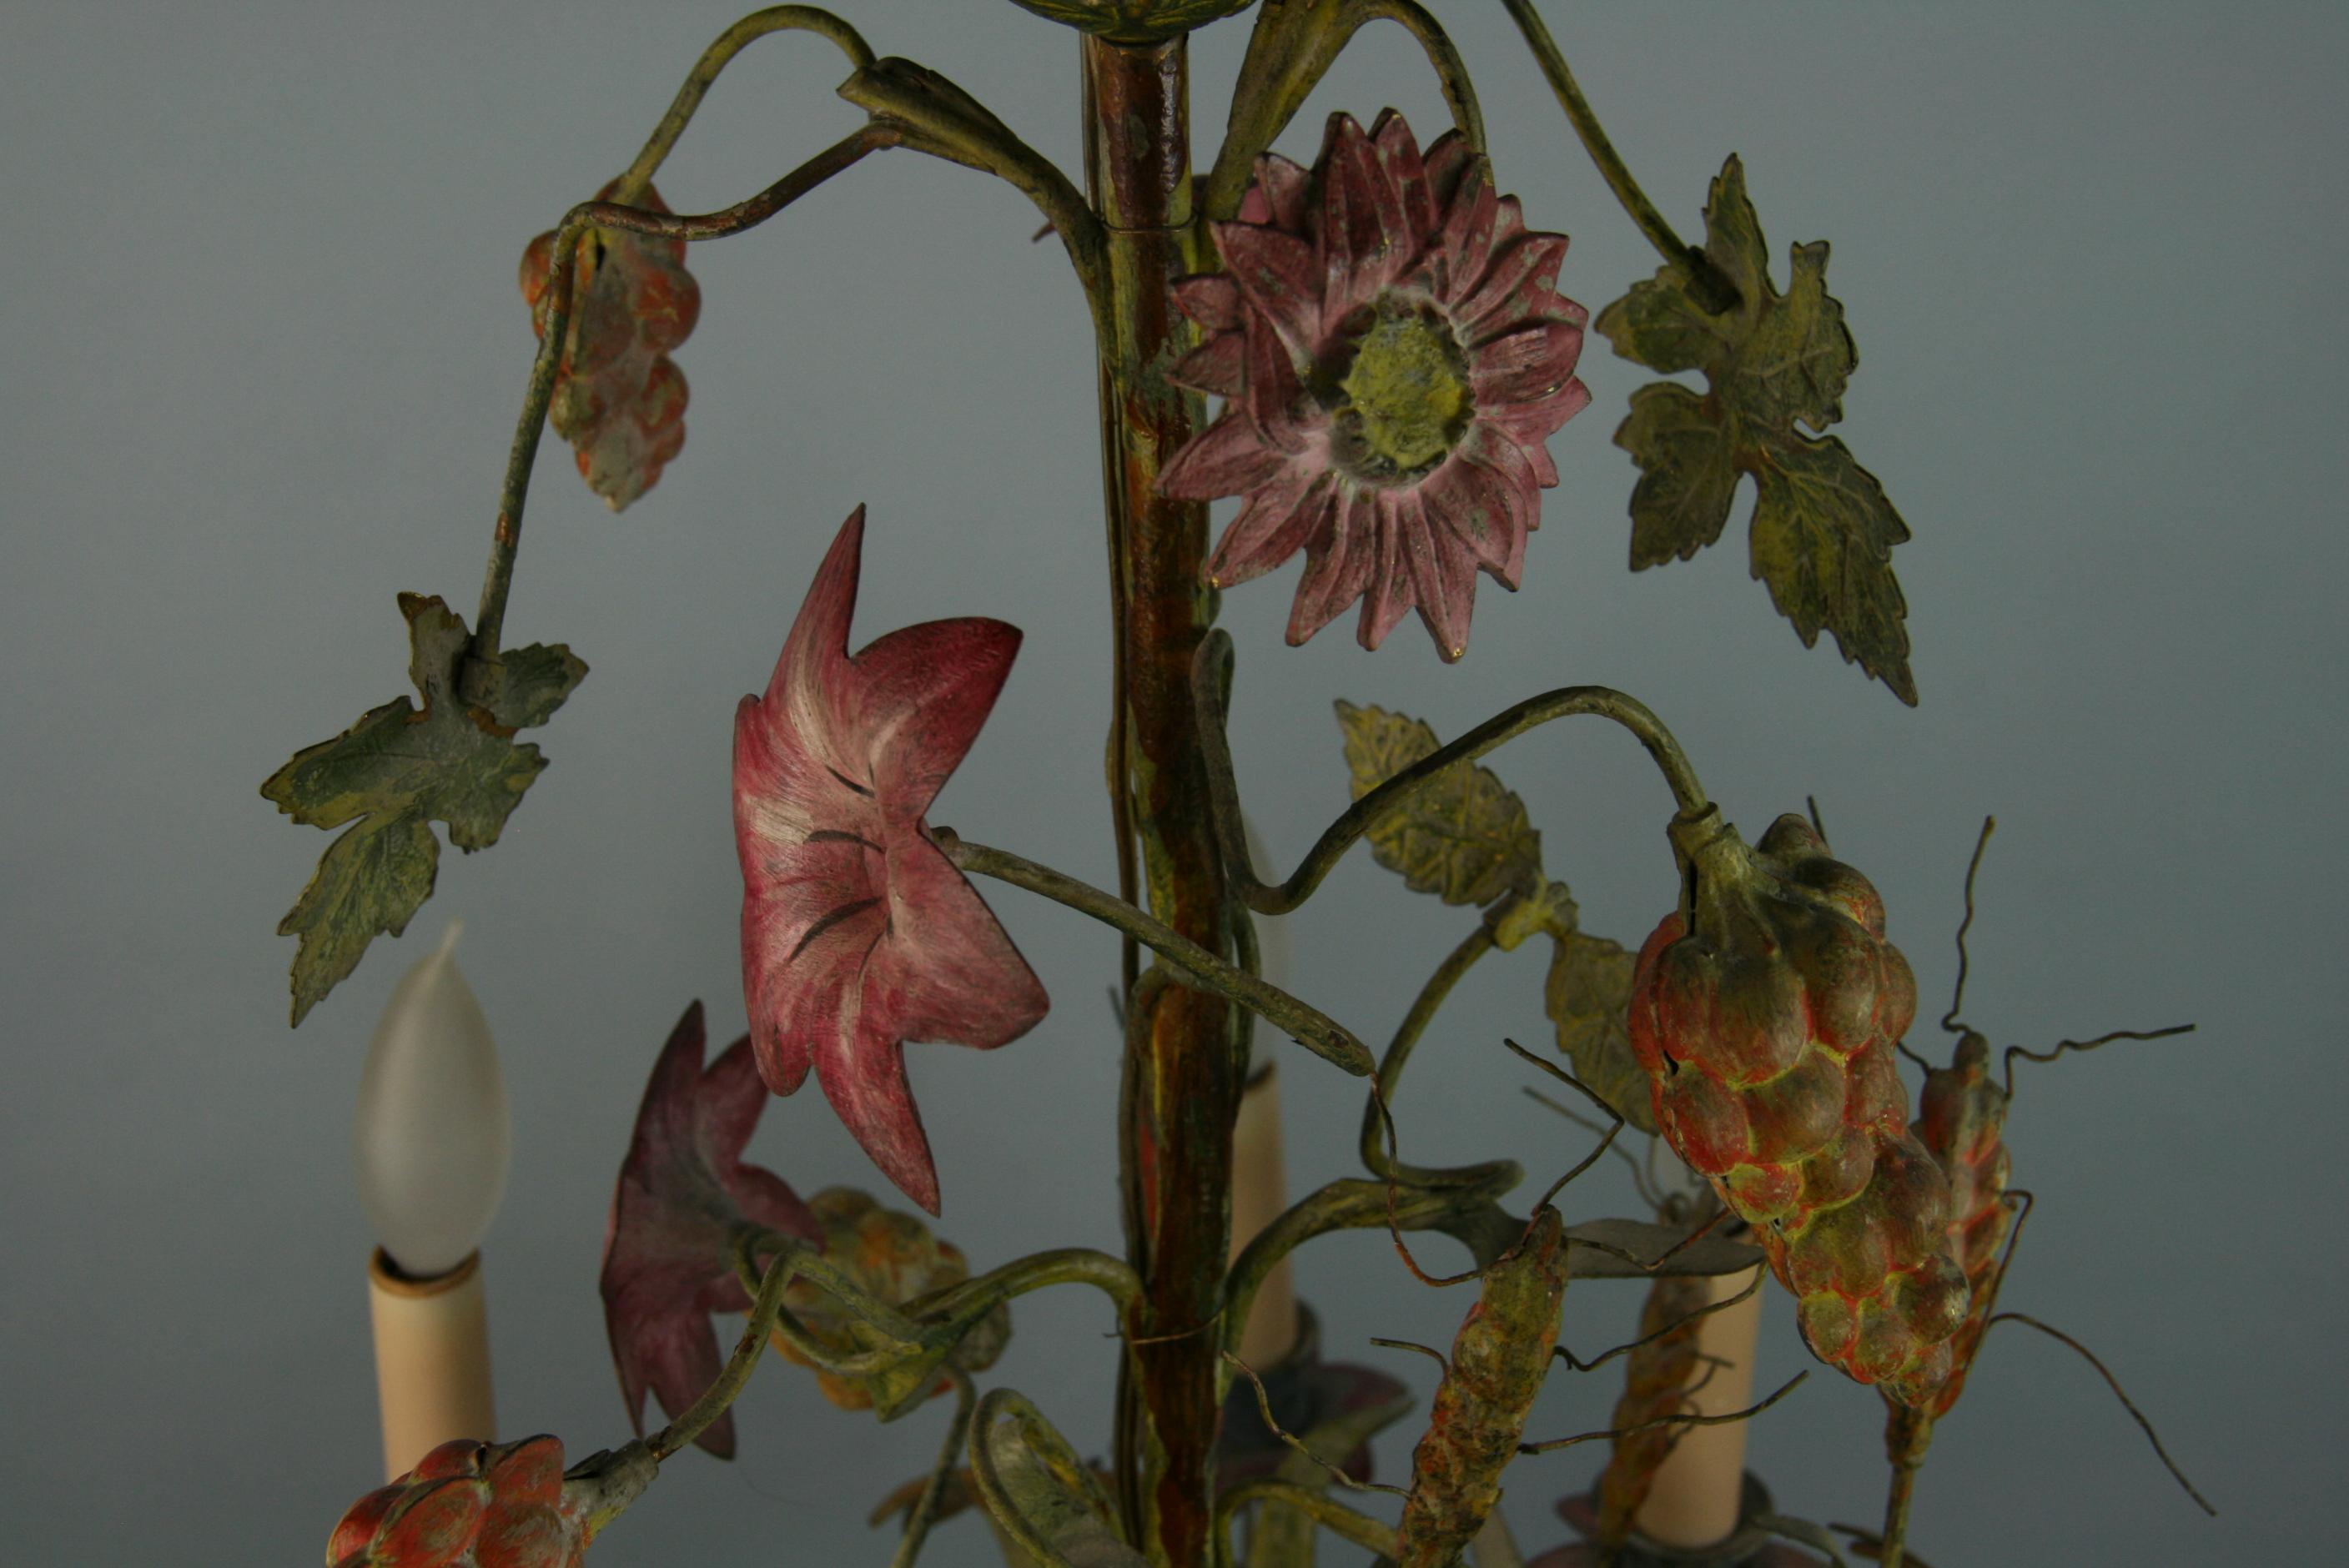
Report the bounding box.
[812,1013,938,1215]
[1169,331,1245,399]
[848,616,1022,822]
[1471,319,1588,409]
[1356,495,1418,652]
[1458,234,1574,343]
[1370,108,1434,239]
[1406,500,1481,662]
[1206,468,1330,588]
[873,833,1049,1050]
[601,1003,817,1459]
[1481,374,1592,467]
[1320,113,1416,302]
[1423,450,1529,583]
[1160,408,1289,500]
[1431,163,1499,299]
[1215,220,1322,363]
[1171,273,1244,332]
[1247,151,1312,233]
[1422,129,1476,214]
[1287,487,1379,646]
[1240,312,1311,452]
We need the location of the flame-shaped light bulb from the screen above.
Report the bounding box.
[354,921,511,1278]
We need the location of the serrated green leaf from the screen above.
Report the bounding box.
[1617,382,1741,568]
[262,595,583,1023]
[481,641,589,730]
[1543,928,1653,1135]
[1335,701,1540,907]
[1748,434,1914,705]
[1597,154,1913,703]
[274,813,440,1026]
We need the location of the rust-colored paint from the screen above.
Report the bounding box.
[1083,33,1234,1568]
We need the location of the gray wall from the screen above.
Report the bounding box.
[4,3,2341,1562]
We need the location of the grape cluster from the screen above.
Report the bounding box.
[1909,1030,2015,1415]
[519,181,700,511]
[327,1435,585,1568]
[1628,809,1968,1405]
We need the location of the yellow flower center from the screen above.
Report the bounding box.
[1330,295,1471,480]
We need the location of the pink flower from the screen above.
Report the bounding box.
[1160,110,1591,661]
[733,507,1049,1214]
[599,1001,821,1459]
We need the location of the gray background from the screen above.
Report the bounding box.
[4,2,2342,1562]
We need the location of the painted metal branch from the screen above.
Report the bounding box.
[1497,0,1739,314]
[1192,629,1709,916]
[646,1232,806,1460]
[468,124,894,666]
[1215,1480,1401,1564]
[937,830,1373,1077]
[1220,1170,1524,1368]
[1358,917,1500,1183]
[611,6,877,204]
[889,1368,974,1568]
[838,57,1106,312]
[1200,0,1483,229]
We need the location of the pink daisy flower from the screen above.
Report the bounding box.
[1159,110,1591,661]
[732,507,1049,1214]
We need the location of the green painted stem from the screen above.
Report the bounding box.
[467,125,893,671]
[646,1234,805,1460]
[937,832,1371,1077]
[1358,918,1501,1183]
[1215,1480,1400,1563]
[611,6,876,204]
[1497,0,1739,314]
[1193,630,1709,916]
[890,1368,974,1568]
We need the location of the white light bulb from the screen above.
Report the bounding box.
[354,921,511,1277]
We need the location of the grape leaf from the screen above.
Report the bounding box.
[1335,700,1541,907]
[261,594,585,1023]
[1597,155,1915,705]
[1543,924,1653,1135]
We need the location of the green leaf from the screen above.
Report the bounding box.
[480,641,589,730]
[968,1389,1145,1568]
[1597,154,1914,705]
[1543,926,1654,1135]
[261,595,584,1023]
[274,814,440,1018]
[1617,383,1740,569]
[1335,701,1541,907]
[1749,435,1914,705]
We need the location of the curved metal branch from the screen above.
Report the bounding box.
[938,830,1373,1076]
[1215,1480,1401,1564]
[1192,630,1708,916]
[612,6,877,204]
[837,57,1105,309]
[1201,0,1484,229]
[1497,0,1738,313]
[647,1233,806,1460]
[470,124,894,661]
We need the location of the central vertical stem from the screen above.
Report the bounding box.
[1083,33,1232,1568]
